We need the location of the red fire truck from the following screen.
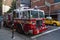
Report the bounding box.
[3,7,47,35]
[12,7,47,35]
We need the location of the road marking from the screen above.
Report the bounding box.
[31,27,60,39]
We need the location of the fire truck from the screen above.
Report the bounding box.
[4,7,47,35]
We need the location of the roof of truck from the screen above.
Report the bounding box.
[14,7,44,12]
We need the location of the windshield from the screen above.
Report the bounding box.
[39,11,45,18]
[30,10,44,18]
[31,11,38,18]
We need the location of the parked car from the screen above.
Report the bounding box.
[45,17,60,26]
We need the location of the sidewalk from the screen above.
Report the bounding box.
[0,27,29,40]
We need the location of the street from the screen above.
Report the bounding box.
[37,29,60,40]
[0,26,60,40]
[0,27,28,40]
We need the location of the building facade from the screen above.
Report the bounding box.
[20,0,30,7]
[31,0,54,13]
[31,0,60,20]
[16,0,30,8]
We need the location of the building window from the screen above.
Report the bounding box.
[54,0,60,3]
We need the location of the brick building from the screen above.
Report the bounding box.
[31,0,54,13]
[31,0,60,20]
[16,0,30,8]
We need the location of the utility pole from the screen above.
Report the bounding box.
[45,0,51,17]
[48,4,51,17]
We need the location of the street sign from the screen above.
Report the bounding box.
[45,1,51,7]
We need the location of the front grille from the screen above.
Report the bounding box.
[36,20,42,27]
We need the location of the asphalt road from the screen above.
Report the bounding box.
[0,26,60,40]
[33,29,60,40]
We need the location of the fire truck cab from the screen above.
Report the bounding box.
[12,7,47,35]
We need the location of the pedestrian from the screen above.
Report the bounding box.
[11,11,16,39]
[11,23,16,39]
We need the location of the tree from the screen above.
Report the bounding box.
[0,0,2,15]
[7,0,16,13]
[0,0,2,8]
